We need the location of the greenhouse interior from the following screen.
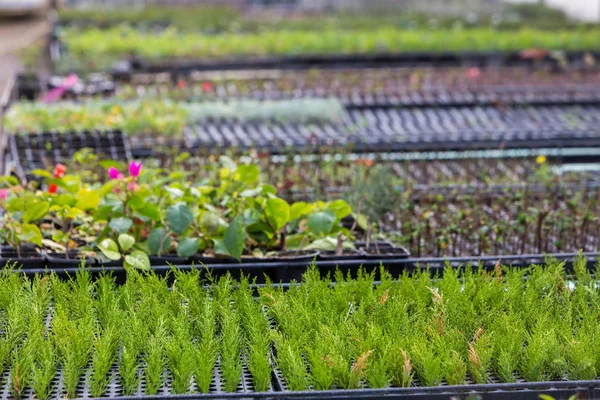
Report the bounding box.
[2,0,600,399]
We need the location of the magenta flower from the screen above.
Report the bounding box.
[108,167,120,180]
[129,161,142,178]
[0,188,7,200]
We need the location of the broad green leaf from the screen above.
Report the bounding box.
[285,233,308,250]
[98,238,121,260]
[54,176,81,194]
[51,193,76,207]
[31,169,52,178]
[265,197,290,231]
[99,160,120,169]
[239,187,263,198]
[234,164,259,185]
[126,194,145,210]
[219,155,237,171]
[22,200,50,223]
[166,203,194,235]
[118,234,135,252]
[76,188,100,210]
[177,237,199,258]
[305,237,337,251]
[109,217,133,233]
[199,211,224,235]
[165,187,184,198]
[147,228,172,256]
[307,210,337,237]
[223,216,245,261]
[124,250,150,271]
[326,200,352,220]
[138,203,161,221]
[353,213,369,231]
[21,224,43,247]
[290,202,315,221]
[213,239,228,256]
[262,184,277,196]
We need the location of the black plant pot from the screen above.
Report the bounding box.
[149,255,188,266]
[44,250,97,268]
[318,249,364,261]
[270,250,320,283]
[0,245,45,269]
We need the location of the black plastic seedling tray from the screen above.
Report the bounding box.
[127,51,600,73]
[182,104,600,154]
[9,251,600,285]
[8,130,132,179]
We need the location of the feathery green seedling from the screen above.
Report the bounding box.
[273,335,308,391]
[10,344,34,399]
[386,343,413,388]
[445,351,467,385]
[219,304,243,393]
[165,314,195,394]
[31,340,56,400]
[118,318,146,395]
[53,310,94,398]
[89,327,119,397]
[193,295,218,394]
[144,322,167,395]
[467,328,493,384]
[236,280,272,392]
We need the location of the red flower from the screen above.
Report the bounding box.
[48,184,58,194]
[54,163,67,178]
[177,79,187,89]
[201,81,213,92]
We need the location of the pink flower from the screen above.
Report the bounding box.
[466,67,481,80]
[0,188,7,200]
[128,182,136,192]
[108,167,120,180]
[129,161,142,178]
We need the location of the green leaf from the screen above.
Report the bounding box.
[326,200,352,220]
[52,193,76,207]
[147,228,172,256]
[177,237,199,258]
[31,169,52,178]
[262,184,277,196]
[118,234,135,252]
[290,202,315,221]
[126,194,145,210]
[22,200,50,223]
[21,224,43,247]
[109,217,133,234]
[219,155,237,171]
[353,213,369,231]
[76,189,100,210]
[307,210,337,237]
[233,164,259,185]
[138,203,161,221]
[223,216,245,261]
[305,237,337,251]
[98,239,121,260]
[165,187,184,198]
[285,233,308,250]
[124,250,150,271]
[99,160,120,169]
[265,197,290,231]
[199,211,224,235]
[239,187,263,198]
[166,203,194,235]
